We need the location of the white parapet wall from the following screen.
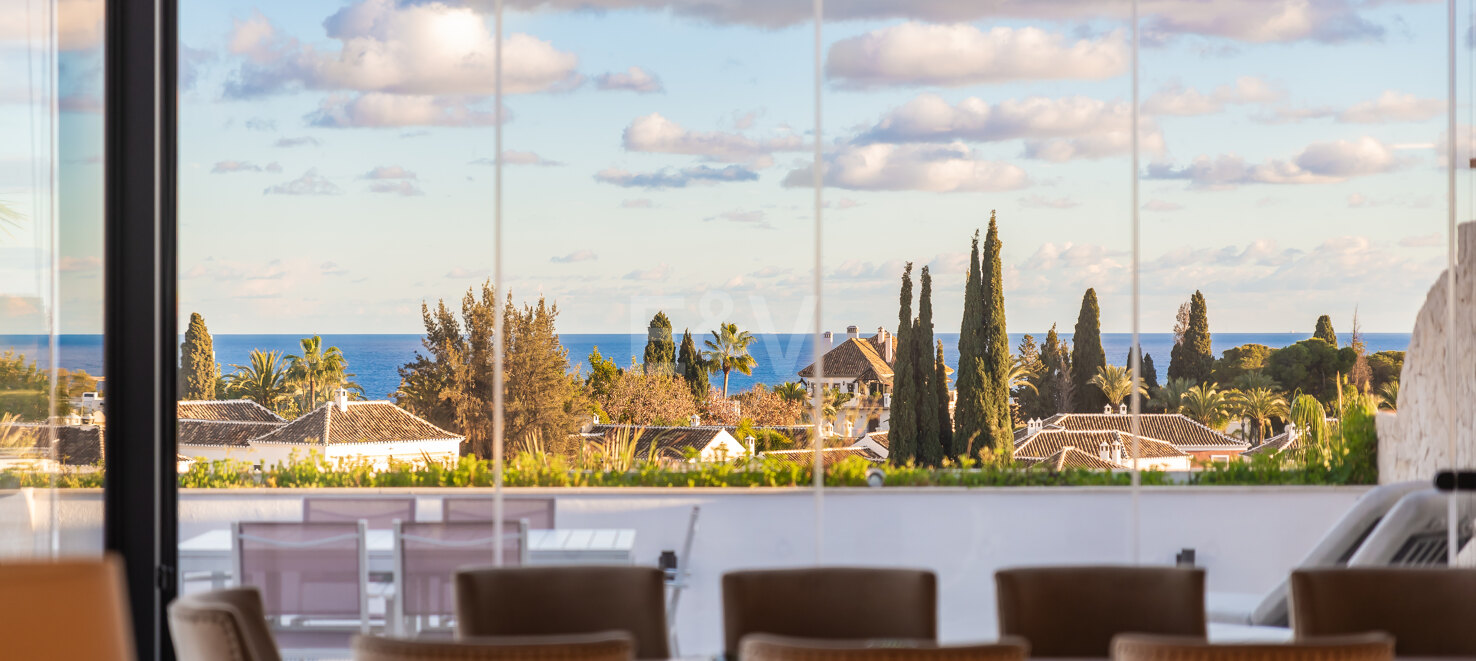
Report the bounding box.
[11,485,1368,654]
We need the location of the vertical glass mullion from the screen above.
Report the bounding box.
[810,0,825,563]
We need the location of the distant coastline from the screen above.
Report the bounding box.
[1,332,1413,401]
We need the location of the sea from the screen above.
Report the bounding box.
[0,332,1413,401]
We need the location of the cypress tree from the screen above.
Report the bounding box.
[1313,315,1338,347]
[643,312,676,375]
[915,266,941,466]
[934,340,953,460]
[677,329,709,401]
[1168,290,1213,384]
[1071,289,1107,412]
[978,213,1011,457]
[890,263,917,465]
[953,229,986,460]
[1141,352,1159,390]
[180,312,219,400]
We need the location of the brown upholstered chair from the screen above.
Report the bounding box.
[454,566,669,660]
[723,568,938,660]
[995,566,1205,658]
[0,555,135,661]
[1112,633,1395,661]
[168,587,283,661]
[1291,567,1476,657]
[351,631,634,661]
[740,634,1028,661]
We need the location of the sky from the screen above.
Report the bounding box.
[0,0,1466,339]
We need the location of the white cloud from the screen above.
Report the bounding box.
[307,93,506,128]
[503,151,563,166]
[622,113,803,164]
[704,209,774,229]
[1019,195,1079,209]
[826,23,1127,89]
[551,250,598,263]
[782,142,1030,193]
[275,136,320,147]
[1141,76,1280,116]
[859,93,1165,162]
[594,164,758,188]
[1339,91,1443,124]
[369,180,424,196]
[212,160,265,173]
[623,263,671,281]
[362,165,416,180]
[263,169,341,195]
[1145,136,1400,189]
[595,66,664,93]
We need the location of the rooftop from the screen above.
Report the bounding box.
[250,400,462,446]
[1025,413,1249,451]
[798,337,894,383]
[177,400,286,423]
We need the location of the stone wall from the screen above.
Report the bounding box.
[1376,221,1475,483]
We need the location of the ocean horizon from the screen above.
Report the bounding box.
[1,332,1412,401]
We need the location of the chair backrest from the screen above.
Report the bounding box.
[232,521,369,629]
[0,555,134,661]
[351,631,634,661]
[442,497,556,528]
[455,566,669,660]
[739,634,1028,661]
[1112,633,1394,661]
[1291,567,1476,657]
[169,587,283,661]
[723,568,937,659]
[303,496,416,528]
[395,520,527,620]
[1345,490,1476,566]
[995,565,1205,658]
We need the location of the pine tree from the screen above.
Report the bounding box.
[1071,289,1107,412]
[890,263,917,465]
[1141,353,1159,390]
[953,230,986,460]
[1015,335,1047,420]
[915,266,942,466]
[1313,314,1338,347]
[643,311,676,375]
[179,312,219,400]
[1168,291,1214,384]
[934,340,953,460]
[677,329,709,401]
[978,213,1012,457]
[1038,324,1067,417]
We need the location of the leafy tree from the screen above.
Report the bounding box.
[1232,387,1288,445]
[1180,383,1231,429]
[978,214,1012,457]
[1035,325,1070,418]
[1168,290,1213,384]
[677,329,709,401]
[914,266,942,466]
[1090,364,1146,407]
[394,299,463,430]
[1232,370,1278,391]
[1367,351,1403,392]
[1313,315,1338,347]
[226,350,292,414]
[1211,344,1273,385]
[179,312,219,400]
[643,312,676,375]
[734,384,805,426]
[1348,310,1372,394]
[703,322,757,398]
[1070,289,1106,412]
[934,340,953,457]
[584,346,623,404]
[287,335,360,410]
[890,263,917,465]
[953,229,986,459]
[1265,339,1355,402]
[1288,394,1330,447]
[501,293,587,452]
[601,367,699,425]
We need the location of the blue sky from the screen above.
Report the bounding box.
[0,0,1462,338]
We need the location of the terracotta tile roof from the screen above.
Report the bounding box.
[177,400,285,423]
[1243,432,1297,456]
[2,423,104,465]
[866,431,889,449]
[721,425,814,446]
[1038,413,1248,450]
[1015,429,1185,460]
[760,447,883,468]
[177,420,284,447]
[1023,446,1129,471]
[798,338,894,383]
[589,424,734,461]
[251,401,462,446]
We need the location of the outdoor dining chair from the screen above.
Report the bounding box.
[739,634,1028,661]
[442,496,556,528]
[351,631,634,661]
[0,555,134,661]
[169,587,283,661]
[1291,567,1476,656]
[722,567,937,660]
[1111,632,1393,661]
[303,496,417,528]
[995,565,1205,658]
[232,520,373,634]
[392,520,527,635]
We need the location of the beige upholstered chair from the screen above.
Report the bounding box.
[996,566,1206,658]
[0,555,135,661]
[168,587,282,661]
[1291,567,1476,657]
[351,631,634,661]
[455,566,669,659]
[723,568,937,660]
[1111,633,1395,661]
[740,634,1028,661]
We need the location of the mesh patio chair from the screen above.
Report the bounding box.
[303,496,417,528]
[351,631,634,661]
[169,587,283,661]
[995,565,1205,658]
[442,496,556,528]
[1111,632,1394,661]
[722,568,937,661]
[232,521,372,634]
[1290,567,1476,657]
[739,634,1029,661]
[392,520,527,635]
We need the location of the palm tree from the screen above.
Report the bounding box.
[702,322,757,398]
[1089,364,1147,407]
[774,381,808,404]
[1008,357,1039,395]
[1376,381,1399,410]
[1232,370,1278,391]
[286,335,358,409]
[1231,387,1288,445]
[1156,377,1195,412]
[226,350,292,413]
[1180,382,1231,429]
[822,386,854,420]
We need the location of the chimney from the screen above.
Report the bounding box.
[745,435,756,457]
[823,331,833,345]
[844,420,855,437]
[1099,440,1111,461]
[847,325,859,340]
[1286,421,1299,443]
[690,414,701,427]
[334,388,349,412]
[1103,404,1113,415]
[1113,439,1125,463]
[1119,403,1128,415]
[880,327,895,363]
